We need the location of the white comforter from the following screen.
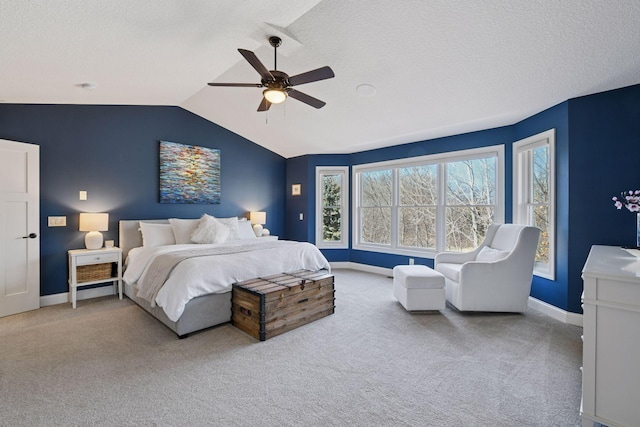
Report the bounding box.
[123,239,331,322]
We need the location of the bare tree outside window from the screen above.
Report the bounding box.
[445,158,496,251]
[531,146,550,264]
[399,165,437,248]
[361,169,392,244]
[353,146,504,256]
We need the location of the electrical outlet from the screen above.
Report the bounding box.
[409,258,414,265]
[48,216,67,227]
[299,213,304,221]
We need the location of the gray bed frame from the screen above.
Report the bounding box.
[119,220,232,338]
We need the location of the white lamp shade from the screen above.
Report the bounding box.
[250,211,266,225]
[79,213,109,232]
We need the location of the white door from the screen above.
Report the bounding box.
[0,139,40,317]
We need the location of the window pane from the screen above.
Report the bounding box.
[322,174,342,207]
[399,165,437,206]
[361,207,391,244]
[532,146,549,203]
[321,173,342,243]
[316,167,348,248]
[533,205,549,264]
[446,158,495,205]
[445,207,494,251]
[322,208,341,242]
[399,207,436,248]
[361,170,392,207]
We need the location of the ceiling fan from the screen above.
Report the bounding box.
[207,36,335,112]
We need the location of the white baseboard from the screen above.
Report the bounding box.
[331,262,583,326]
[40,286,117,308]
[527,296,583,326]
[330,262,393,277]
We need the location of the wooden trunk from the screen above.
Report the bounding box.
[231,270,335,341]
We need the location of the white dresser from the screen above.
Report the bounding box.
[581,245,640,427]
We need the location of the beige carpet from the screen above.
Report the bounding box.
[0,269,582,426]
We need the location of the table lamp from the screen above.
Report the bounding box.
[79,212,109,249]
[250,211,266,237]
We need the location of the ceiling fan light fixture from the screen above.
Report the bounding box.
[263,88,287,104]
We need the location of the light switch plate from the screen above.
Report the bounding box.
[48,216,67,227]
[79,190,87,200]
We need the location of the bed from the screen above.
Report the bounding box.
[119,218,331,338]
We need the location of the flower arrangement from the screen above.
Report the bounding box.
[612,190,640,212]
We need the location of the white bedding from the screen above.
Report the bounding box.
[123,239,331,322]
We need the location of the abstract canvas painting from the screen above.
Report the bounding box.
[159,141,221,204]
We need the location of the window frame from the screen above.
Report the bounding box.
[513,129,556,280]
[315,166,349,249]
[353,145,505,258]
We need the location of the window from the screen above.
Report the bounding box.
[513,129,555,279]
[360,169,392,245]
[316,167,349,248]
[445,157,496,251]
[353,146,504,257]
[399,165,437,249]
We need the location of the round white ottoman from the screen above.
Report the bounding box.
[393,265,445,311]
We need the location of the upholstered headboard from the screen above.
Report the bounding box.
[119,219,169,261]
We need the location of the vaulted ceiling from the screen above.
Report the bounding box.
[2,1,640,158]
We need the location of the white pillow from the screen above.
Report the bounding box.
[475,246,510,262]
[215,217,240,240]
[139,222,175,248]
[237,220,257,239]
[190,214,230,244]
[169,218,199,244]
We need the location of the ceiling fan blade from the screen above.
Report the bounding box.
[238,49,274,82]
[207,82,262,87]
[257,97,271,112]
[287,89,326,109]
[288,66,335,86]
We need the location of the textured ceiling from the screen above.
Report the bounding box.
[2,1,640,158]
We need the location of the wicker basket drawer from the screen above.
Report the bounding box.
[77,263,113,283]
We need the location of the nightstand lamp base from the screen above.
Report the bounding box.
[85,231,104,250]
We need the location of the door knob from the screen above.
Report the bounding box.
[22,233,37,239]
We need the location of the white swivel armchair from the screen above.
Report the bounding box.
[434,224,540,313]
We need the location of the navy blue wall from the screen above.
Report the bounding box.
[0,104,285,296]
[566,84,640,312]
[284,155,310,242]
[285,154,351,262]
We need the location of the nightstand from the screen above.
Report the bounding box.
[68,247,122,309]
